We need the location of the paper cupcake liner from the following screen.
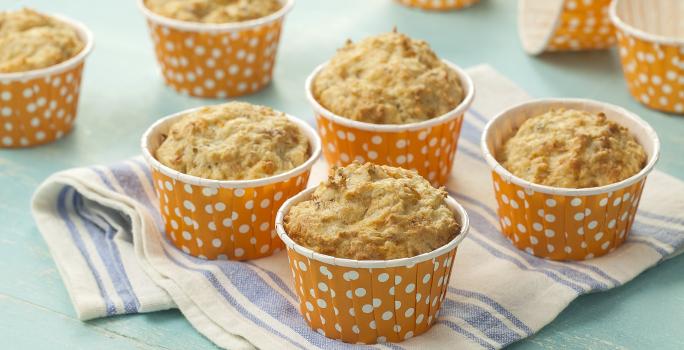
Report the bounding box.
[138,0,294,98]
[611,0,684,114]
[0,14,93,148]
[481,99,660,261]
[275,188,469,344]
[519,0,615,55]
[305,60,474,187]
[395,0,479,11]
[141,106,321,260]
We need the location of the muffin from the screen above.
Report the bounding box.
[0,8,84,73]
[498,108,647,188]
[155,102,309,181]
[312,30,464,124]
[284,162,460,260]
[143,0,283,23]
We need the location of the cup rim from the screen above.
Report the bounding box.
[0,12,94,81]
[137,0,295,32]
[609,0,684,46]
[517,0,566,55]
[304,59,475,132]
[275,187,470,268]
[480,98,661,196]
[140,105,322,189]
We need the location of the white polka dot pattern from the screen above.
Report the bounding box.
[545,0,615,52]
[285,246,458,343]
[491,171,646,260]
[614,20,684,113]
[395,0,479,11]
[144,17,284,98]
[0,63,85,148]
[151,168,311,260]
[314,113,465,187]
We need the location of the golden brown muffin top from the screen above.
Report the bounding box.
[284,163,460,260]
[0,8,84,73]
[498,108,647,188]
[312,31,464,125]
[155,102,310,181]
[144,0,283,23]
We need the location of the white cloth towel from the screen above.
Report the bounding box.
[32,65,684,349]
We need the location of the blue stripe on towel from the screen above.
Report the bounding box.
[467,108,490,125]
[57,187,117,316]
[452,192,611,292]
[72,194,140,314]
[436,319,496,350]
[201,258,399,350]
[449,192,619,289]
[131,158,155,186]
[245,262,299,301]
[244,257,520,349]
[441,298,521,346]
[627,237,670,256]
[449,288,533,336]
[162,251,312,350]
[638,210,684,227]
[631,221,684,248]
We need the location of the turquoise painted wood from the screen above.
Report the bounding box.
[1,0,683,348]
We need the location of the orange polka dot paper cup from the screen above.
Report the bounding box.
[611,0,684,114]
[141,107,321,260]
[137,0,294,98]
[275,188,470,344]
[305,60,474,187]
[0,15,93,148]
[395,0,479,11]
[518,0,615,55]
[481,99,660,261]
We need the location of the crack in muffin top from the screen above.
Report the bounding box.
[144,0,283,23]
[155,102,310,181]
[312,31,464,125]
[0,8,84,73]
[284,162,460,260]
[498,108,647,188]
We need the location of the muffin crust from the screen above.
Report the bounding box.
[155,102,309,181]
[144,0,283,23]
[284,163,460,260]
[498,108,647,188]
[0,9,84,73]
[312,31,464,124]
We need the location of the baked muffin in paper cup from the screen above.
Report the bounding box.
[305,60,474,187]
[611,0,684,114]
[518,0,615,55]
[137,0,294,98]
[0,14,93,148]
[481,99,660,261]
[275,187,469,344]
[395,0,479,11]
[141,106,321,260]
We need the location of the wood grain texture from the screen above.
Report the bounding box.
[0,0,682,349]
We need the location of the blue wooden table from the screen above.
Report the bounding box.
[2,0,683,348]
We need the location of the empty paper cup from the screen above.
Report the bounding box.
[138,0,294,98]
[395,0,479,11]
[611,0,684,114]
[518,0,615,55]
[276,187,470,343]
[0,14,93,148]
[141,106,321,260]
[305,60,474,187]
[481,99,660,260]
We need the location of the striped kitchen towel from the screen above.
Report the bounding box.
[32,65,684,349]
